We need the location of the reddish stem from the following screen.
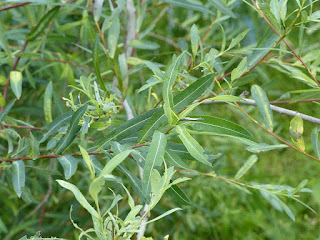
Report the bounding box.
[0,2,30,12]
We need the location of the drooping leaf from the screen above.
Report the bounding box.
[210,0,236,18]
[27,6,60,41]
[56,180,99,218]
[39,111,73,143]
[176,125,210,166]
[246,143,288,153]
[96,109,157,149]
[139,74,215,142]
[108,15,120,58]
[10,71,23,99]
[234,155,258,180]
[58,155,78,180]
[93,35,107,92]
[99,150,132,177]
[44,81,53,124]
[290,116,305,151]
[12,160,25,198]
[251,85,274,132]
[142,131,167,199]
[167,185,193,206]
[181,115,254,142]
[312,128,320,159]
[0,100,16,123]
[162,0,213,14]
[55,106,87,154]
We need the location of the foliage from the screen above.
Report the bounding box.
[0,0,320,239]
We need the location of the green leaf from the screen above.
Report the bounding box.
[0,100,16,123]
[39,111,73,143]
[270,0,287,23]
[167,185,193,206]
[118,165,144,199]
[165,150,193,171]
[227,29,250,50]
[99,150,132,177]
[181,115,253,142]
[231,74,257,88]
[251,85,274,132]
[129,39,160,50]
[79,145,95,179]
[56,180,99,218]
[10,71,23,99]
[146,208,182,224]
[108,15,120,58]
[55,106,87,154]
[163,0,213,14]
[208,95,244,102]
[89,176,105,201]
[210,0,236,18]
[246,143,288,153]
[163,52,186,124]
[308,10,320,22]
[176,125,210,166]
[142,131,167,199]
[12,160,25,198]
[29,132,40,160]
[96,109,157,149]
[191,24,199,57]
[234,155,258,180]
[27,6,60,41]
[312,128,320,159]
[139,74,215,143]
[44,81,53,124]
[290,116,305,151]
[231,57,248,81]
[58,155,78,180]
[93,35,107,92]
[0,24,13,65]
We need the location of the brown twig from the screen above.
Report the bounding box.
[0,2,30,12]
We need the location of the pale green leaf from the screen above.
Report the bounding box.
[142,131,167,199]
[246,143,288,153]
[251,85,274,132]
[108,15,120,58]
[99,150,132,177]
[10,71,23,99]
[290,116,305,151]
[79,145,95,179]
[89,176,105,201]
[176,125,210,166]
[146,208,182,224]
[227,29,250,50]
[163,0,213,14]
[235,155,258,180]
[191,24,199,57]
[210,0,236,18]
[44,81,53,124]
[58,155,78,180]
[129,39,159,50]
[56,180,99,218]
[208,95,244,102]
[12,160,25,198]
[231,57,248,81]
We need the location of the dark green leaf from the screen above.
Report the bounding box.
[312,128,320,159]
[167,185,193,206]
[163,0,213,14]
[93,35,107,92]
[0,100,16,123]
[58,155,78,180]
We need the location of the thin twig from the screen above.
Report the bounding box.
[202,98,320,125]
[0,2,30,12]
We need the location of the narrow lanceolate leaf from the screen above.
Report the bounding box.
[27,6,60,41]
[12,160,25,197]
[190,24,199,57]
[167,185,193,206]
[210,0,236,18]
[56,180,99,218]
[55,106,87,154]
[142,131,167,199]
[290,116,305,151]
[0,100,16,123]
[181,115,253,142]
[58,155,78,180]
[44,81,53,124]
[139,74,215,143]
[39,111,73,143]
[118,165,144,199]
[176,125,210,166]
[246,143,287,153]
[10,71,22,99]
[108,15,120,59]
[312,128,320,159]
[99,150,132,177]
[234,155,258,180]
[0,92,5,107]
[93,35,107,92]
[162,0,213,14]
[251,85,274,132]
[165,150,193,171]
[89,176,105,201]
[96,109,157,149]
[163,52,185,124]
[231,57,248,81]
[79,145,95,179]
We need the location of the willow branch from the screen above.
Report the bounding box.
[202,98,320,125]
[0,2,30,12]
